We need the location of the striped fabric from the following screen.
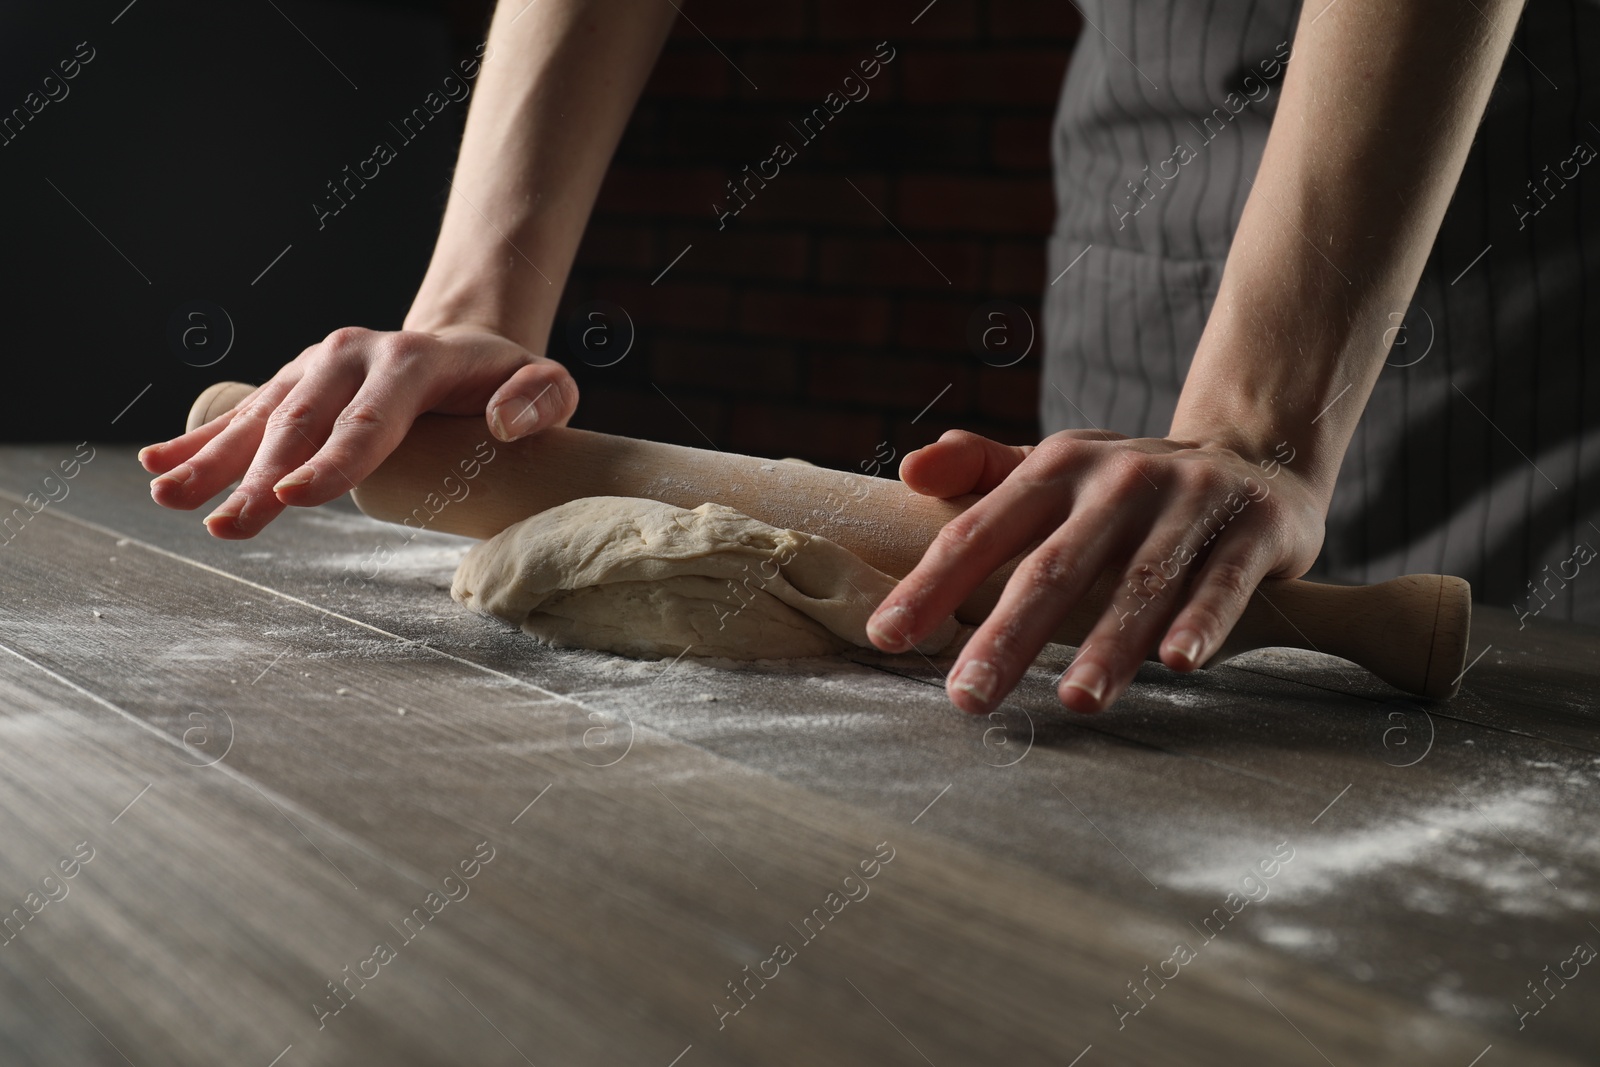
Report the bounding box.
[1041,0,1600,624]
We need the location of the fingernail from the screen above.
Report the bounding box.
[1168,629,1204,668]
[949,659,999,709]
[204,492,248,528]
[490,399,539,441]
[274,466,315,492]
[152,464,195,492]
[866,605,912,651]
[1063,662,1108,711]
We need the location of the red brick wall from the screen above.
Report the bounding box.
[558,0,1080,467]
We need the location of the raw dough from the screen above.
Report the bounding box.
[451,496,959,660]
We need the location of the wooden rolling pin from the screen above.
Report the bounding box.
[189,382,1472,698]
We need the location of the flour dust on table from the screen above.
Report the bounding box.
[451,496,960,659]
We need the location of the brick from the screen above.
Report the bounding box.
[601,279,735,332]
[573,222,659,272]
[660,111,800,162]
[726,403,888,466]
[740,289,892,344]
[726,52,859,102]
[668,0,807,40]
[651,338,801,394]
[594,166,726,217]
[896,174,1054,234]
[988,240,1047,295]
[814,0,979,40]
[816,235,985,292]
[986,1,1083,41]
[646,49,730,99]
[807,352,975,412]
[814,108,986,167]
[991,115,1053,171]
[731,172,890,227]
[901,49,1068,105]
[976,364,1041,423]
[665,227,810,281]
[896,295,977,351]
[573,384,728,449]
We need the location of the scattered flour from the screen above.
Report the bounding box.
[1160,783,1597,918]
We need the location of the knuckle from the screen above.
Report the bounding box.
[266,399,319,434]
[1018,545,1079,591]
[1105,451,1155,492]
[230,399,274,427]
[376,332,426,370]
[1204,559,1256,604]
[933,513,989,558]
[1123,557,1173,598]
[334,402,386,435]
[1030,435,1080,468]
[1185,461,1228,495]
[321,326,369,356]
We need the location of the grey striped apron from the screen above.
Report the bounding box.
[1041,0,1600,624]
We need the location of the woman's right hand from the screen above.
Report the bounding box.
[139,325,578,539]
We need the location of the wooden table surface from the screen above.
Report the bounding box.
[1,444,1596,1066]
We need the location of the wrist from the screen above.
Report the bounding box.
[1170,267,1385,505]
[403,279,556,355]
[1168,397,1338,508]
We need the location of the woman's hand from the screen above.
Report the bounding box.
[139,326,578,539]
[865,428,1327,714]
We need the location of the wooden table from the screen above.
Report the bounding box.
[1,444,1596,1066]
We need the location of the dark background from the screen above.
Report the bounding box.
[1,0,1079,465]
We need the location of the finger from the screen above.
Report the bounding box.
[1055,520,1207,715]
[942,499,1144,714]
[140,383,270,474]
[140,405,241,474]
[205,364,363,535]
[1158,525,1279,673]
[486,360,579,442]
[149,378,294,511]
[270,360,439,510]
[867,444,1110,653]
[899,430,1031,498]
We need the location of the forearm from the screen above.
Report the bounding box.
[1171,0,1525,500]
[404,0,677,350]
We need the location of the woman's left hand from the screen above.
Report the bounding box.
[864,428,1326,714]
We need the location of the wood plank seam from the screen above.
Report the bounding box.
[0,637,450,896]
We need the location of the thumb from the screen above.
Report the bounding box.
[899,430,1031,498]
[486,359,580,442]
